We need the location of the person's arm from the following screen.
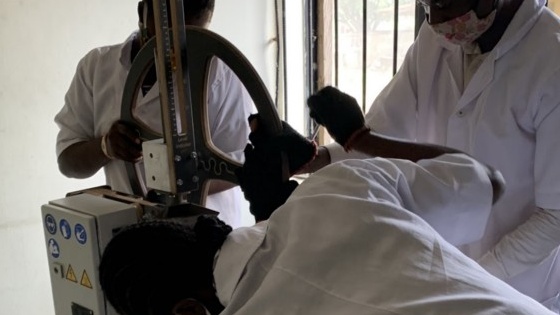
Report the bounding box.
[480,77,560,279]
[391,153,496,245]
[55,54,100,179]
[57,121,143,178]
[55,51,142,179]
[305,31,425,174]
[58,139,110,178]
[478,207,560,279]
[352,129,504,204]
[350,129,461,161]
[307,86,504,204]
[299,145,331,174]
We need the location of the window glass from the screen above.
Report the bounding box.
[549,0,560,16]
[284,0,306,134]
[336,0,415,113]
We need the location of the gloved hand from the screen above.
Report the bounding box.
[307,86,366,147]
[236,114,317,221]
[104,120,143,162]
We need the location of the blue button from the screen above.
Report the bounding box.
[74,224,87,245]
[45,214,57,235]
[60,219,72,240]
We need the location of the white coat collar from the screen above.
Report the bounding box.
[213,221,267,308]
[459,0,545,107]
[120,31,161,113]
[429,0,545,109]
[430,0,545,58]
[119,31,139,70]
[492,0,545,59]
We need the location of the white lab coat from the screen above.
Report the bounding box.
[55,32,254,228]
[328,0,560,303]
[214,154,554,314]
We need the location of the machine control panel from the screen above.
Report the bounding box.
[42,193,138,315]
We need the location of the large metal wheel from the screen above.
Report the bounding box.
[121,26,282,206]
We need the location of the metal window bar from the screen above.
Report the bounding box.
[340,0,404,111]
[328,1,421,111]
[289,1,426,139]
[362,0,367,111]
[334,0,339,87]
[415,3,425,37]
[393,0,400,76]
[305,0,318,136]
[280,0,288,119]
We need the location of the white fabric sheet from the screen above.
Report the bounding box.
[214,154,552,314]
[327,0,560,303]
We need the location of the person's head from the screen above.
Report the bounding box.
[138,0,215,44]
[418,0,498,45]
[99,216,231,315]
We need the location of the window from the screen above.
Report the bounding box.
[549,0,560,15]
[332,0,416,113]
[312,0,418,144]
[278,0,418,142]
[279,1,559,144]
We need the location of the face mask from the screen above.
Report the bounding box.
[429,9,497,46]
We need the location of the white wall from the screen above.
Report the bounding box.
[0,0,274,314]
[212,0,277,94]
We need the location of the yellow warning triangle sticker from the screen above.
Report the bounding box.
[80,270,93,289]
[66,265,77,283]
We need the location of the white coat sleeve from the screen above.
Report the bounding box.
[391,153,494,246]
[478,208,560,280]
[478,69,560,280]
[54,52,97,157]
[363,25,429,140]
[534,69,560,210]
[206,59,254,163]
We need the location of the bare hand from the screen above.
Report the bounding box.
[105,120,143,162]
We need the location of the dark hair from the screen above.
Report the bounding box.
[184,0,215,20]
[99,216,231,315]
[141,0,215,20]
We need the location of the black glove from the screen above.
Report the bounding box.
[307,86,366,147]
[236,114,317,221]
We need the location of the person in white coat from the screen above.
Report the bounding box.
[98,116,555,315]
[306,0,560,309]
[54,0,254,228]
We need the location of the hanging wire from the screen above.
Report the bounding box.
[393,0,400,75]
